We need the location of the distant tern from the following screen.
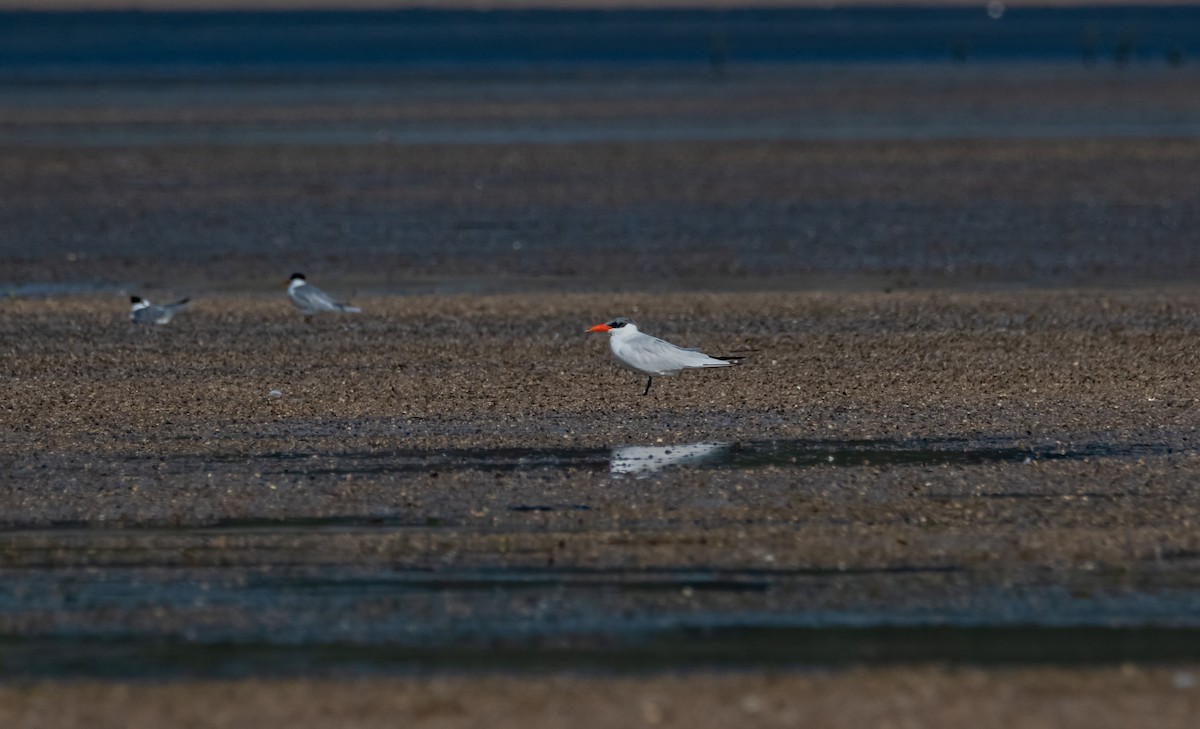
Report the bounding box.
[287,273,361,321]
[128,295,190,325]
[587,317,736,395]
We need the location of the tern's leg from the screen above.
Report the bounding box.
[642,376,653,396]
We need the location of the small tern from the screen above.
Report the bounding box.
[287,273,361,321]
[587,317,736,395]
[129,295,190,325]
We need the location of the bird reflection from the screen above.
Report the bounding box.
[609,442,729,477]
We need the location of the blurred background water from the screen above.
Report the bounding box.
[1,6,1198,75]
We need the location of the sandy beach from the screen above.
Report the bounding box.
[4,6,1200,723]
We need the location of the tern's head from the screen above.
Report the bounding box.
[129,296,150,310]
[290,273,306,283]
[130,296,144,304]
[587,317,637,335]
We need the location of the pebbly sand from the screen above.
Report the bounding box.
[4,288,1200,725]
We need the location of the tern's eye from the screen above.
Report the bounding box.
[609,320,625,328]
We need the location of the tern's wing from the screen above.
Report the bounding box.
[291,284,359,313]
[616,332,734,375]
[155,299,191,323]
[147,299,190,322]
[131,304,176,325]
[130,307,155,324]
[290,284,340,312]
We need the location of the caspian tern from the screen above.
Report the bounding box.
[287,273,361,321]
[587,317,736,395]
[129,296,190,325]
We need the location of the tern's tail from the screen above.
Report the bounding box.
[337,304,361,313]
[681,352,736,368]
[169,298,191,307]
[710,349,756,364]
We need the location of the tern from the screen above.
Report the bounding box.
[129,296,190,325]
[587,317,736,395]
[287,273,361,321]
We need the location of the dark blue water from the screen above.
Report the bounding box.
[0,6,1197,78]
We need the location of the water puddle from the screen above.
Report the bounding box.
[7,625,1200,679]
[615,437,1171,475]
[177,437,1167,480]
